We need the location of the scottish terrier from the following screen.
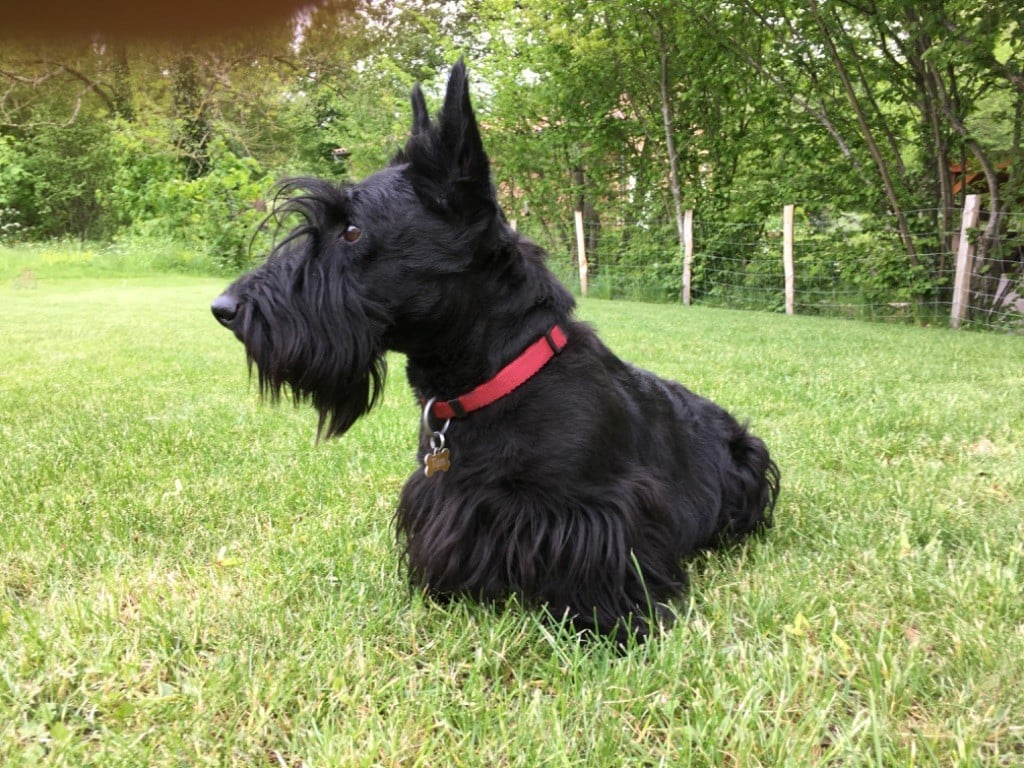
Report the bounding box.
[212,60,779,642]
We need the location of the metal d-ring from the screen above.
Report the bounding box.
[422,397,451,439]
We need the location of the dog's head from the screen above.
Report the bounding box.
[212,59,511,438]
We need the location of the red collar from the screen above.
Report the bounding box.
[426,324,568,419]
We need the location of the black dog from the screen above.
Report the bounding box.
[212,60,779,642]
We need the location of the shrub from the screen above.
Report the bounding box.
[108,128,274,271]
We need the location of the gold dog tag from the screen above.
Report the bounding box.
[421,398,452,478]
[424,447,451,477]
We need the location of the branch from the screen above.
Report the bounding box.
[0,57,118,126]
[806,0,919,264]
[690,3,860,165]
[53,63,117,114]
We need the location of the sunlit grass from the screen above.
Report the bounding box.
[2,255,1022,766]
[1,239,221,281]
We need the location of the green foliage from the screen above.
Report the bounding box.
[0,135,27,205]
[588,222,683,302]
[172,141,272,270]
[108,130,273,270]
[170,53,212,180]
[15,115,121,241]
[0,135,27,242]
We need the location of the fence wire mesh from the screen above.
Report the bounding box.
[518,207,1024,333]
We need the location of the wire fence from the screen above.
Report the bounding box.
[518,205,1024,334]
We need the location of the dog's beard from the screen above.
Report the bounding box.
[237,298,388,440]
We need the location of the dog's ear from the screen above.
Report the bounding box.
[410,83,431,135]
[437,57,492,201]
[401,58,497,220]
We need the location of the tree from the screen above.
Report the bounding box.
[171,52,211,179]
[690,0,1024,277]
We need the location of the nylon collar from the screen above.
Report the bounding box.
[426,324,568,420]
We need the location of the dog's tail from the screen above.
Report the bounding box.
[722,425,779,540]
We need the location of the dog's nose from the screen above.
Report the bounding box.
[211,293,239,327]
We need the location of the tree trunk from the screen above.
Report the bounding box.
[172,52,211,179]
[932,60,1003,289]
[110,45,134,121]
[901,10,955,257]
[807,0,919,267]
[654,24,687,298]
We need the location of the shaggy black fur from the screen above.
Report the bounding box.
[212,59,779,642]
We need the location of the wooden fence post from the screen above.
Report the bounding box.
[951,194,981,329]
[783,204,795,315]
[681,208,694,305]
[574,208,588,297]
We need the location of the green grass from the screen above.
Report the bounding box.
[1,240,224,282]
[2,252,1023,767]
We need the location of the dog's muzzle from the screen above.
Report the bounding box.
[211,293,239,329]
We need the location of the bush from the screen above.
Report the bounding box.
[589,222,683,302]
[108,129,274,271]
[0,135,28,243]
[17,117,121,241]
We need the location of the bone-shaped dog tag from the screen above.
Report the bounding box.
[421,398,452,478]
[424,447,451,477]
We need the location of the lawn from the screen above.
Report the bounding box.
[2,251,1023,766]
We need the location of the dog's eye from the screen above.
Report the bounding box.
[342,224,361,243]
